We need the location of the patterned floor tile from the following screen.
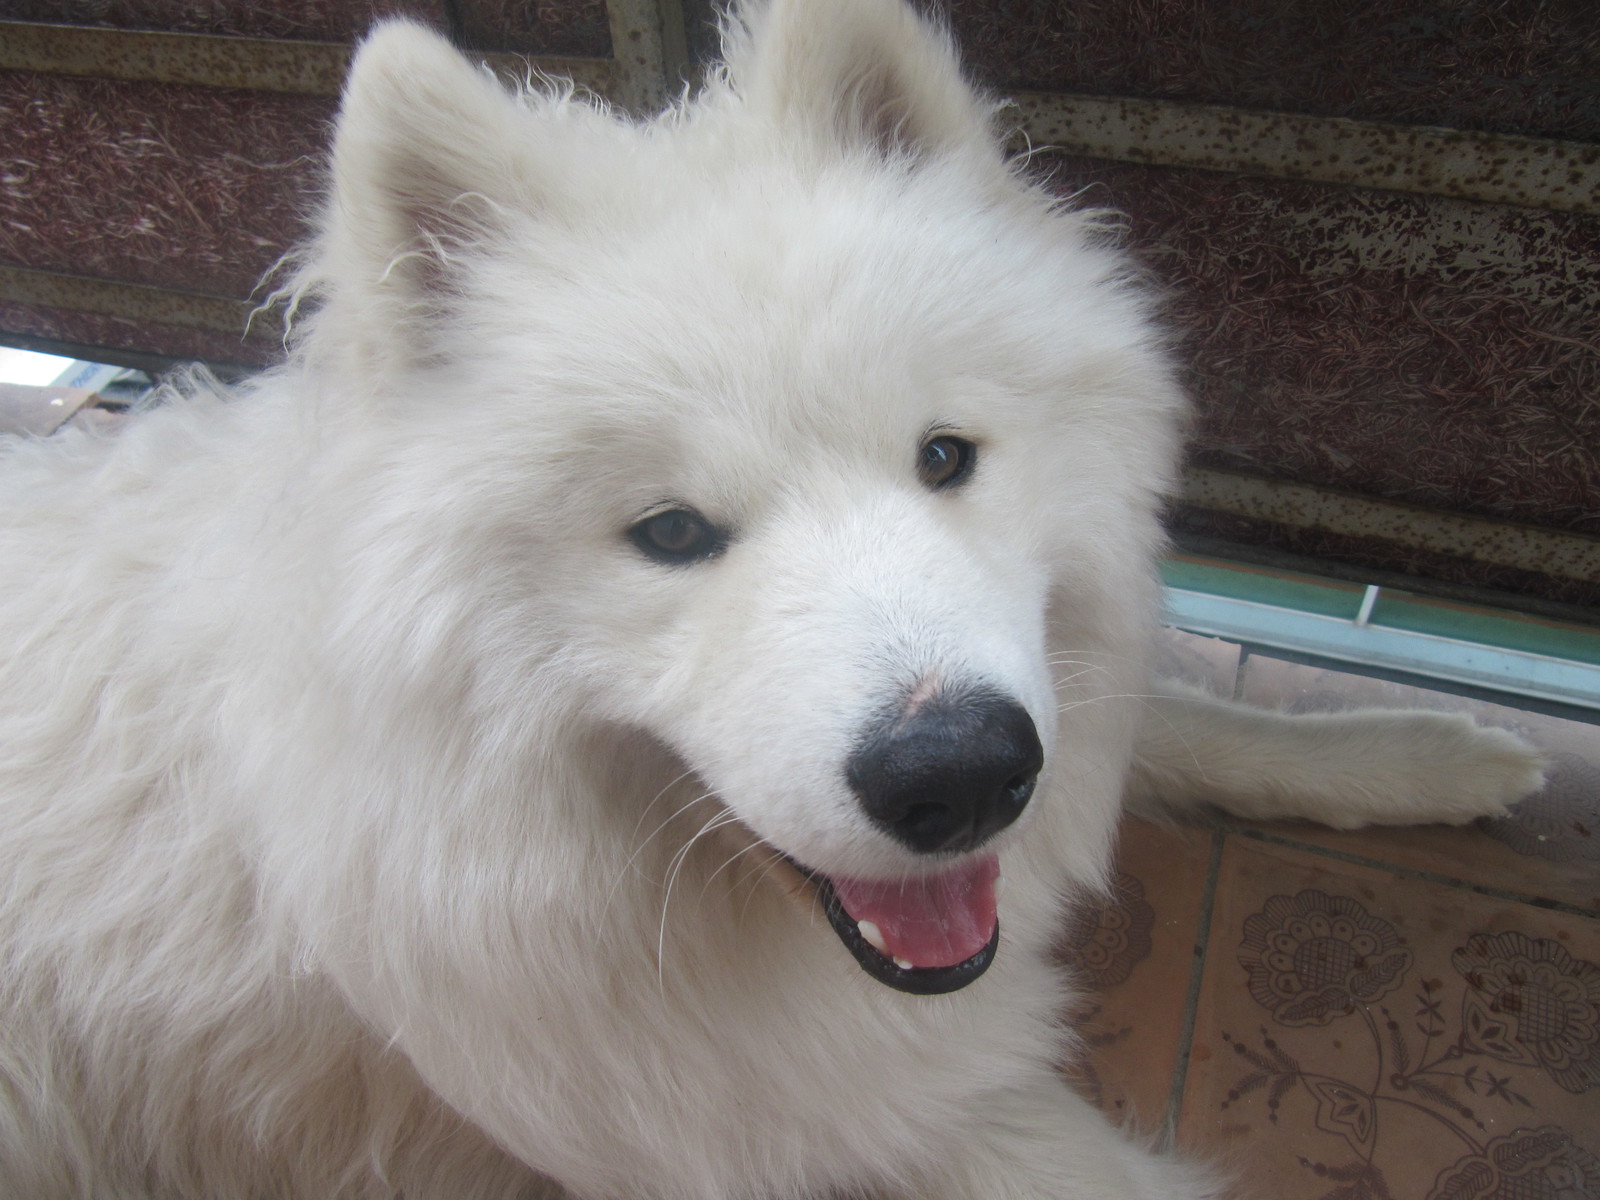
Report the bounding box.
[1176,835,1600,1200]
[1058,817,1218,1134]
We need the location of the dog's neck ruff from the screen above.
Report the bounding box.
[804,854,1001,995]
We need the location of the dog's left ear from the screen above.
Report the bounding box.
[313,20,553,359]
[728,0,1001,165]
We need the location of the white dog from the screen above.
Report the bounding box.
[0,1,1543,1196]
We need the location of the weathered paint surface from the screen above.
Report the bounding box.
[0,22,365,95]
[0,0,612,57]
[0,265,280,342]
[1012,92,1600,215]
[0,298,275,368]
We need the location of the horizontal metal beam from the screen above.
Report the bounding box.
[1182,467,1600,585]
[1166,585,1600,713]
[1009,91,1600,216]
[0,264,275,341]
[0,19,620,100]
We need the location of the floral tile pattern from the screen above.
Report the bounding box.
[1063,646,1600,1199]
[1155,838,1599,1199]
[1056,818,1217,1134]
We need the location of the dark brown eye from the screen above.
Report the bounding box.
[628,507,724,564]
[917,435,976,490]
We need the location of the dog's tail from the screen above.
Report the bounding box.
[1128,681,1547,830]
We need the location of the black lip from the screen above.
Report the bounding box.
[793,860,999,996]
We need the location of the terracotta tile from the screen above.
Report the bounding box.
[1178,836,1600,1199]
[1058,817,1216,1135]
[1235,655,1600,913]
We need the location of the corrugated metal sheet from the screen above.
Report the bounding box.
[0,264,278,341]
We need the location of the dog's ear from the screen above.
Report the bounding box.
[319,22,537,316]
[729,0,1000,164]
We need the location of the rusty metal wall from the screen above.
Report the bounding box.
[0,1,678,369]
[929,0,1600,613]
[0,68,323,365]
[1,0,1597,612]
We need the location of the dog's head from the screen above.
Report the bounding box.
[299,0,1183,996]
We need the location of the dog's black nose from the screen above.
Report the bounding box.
[847,690,1043,855]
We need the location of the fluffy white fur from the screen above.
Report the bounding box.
[0,1,1544,1196]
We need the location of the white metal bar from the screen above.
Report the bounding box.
[1165,587,1600,712]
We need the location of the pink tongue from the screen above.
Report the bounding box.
[829,854,1000,969]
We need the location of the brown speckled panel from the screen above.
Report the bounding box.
[0,300,277,370]
[454,0,612,57]
[1036,155,1600,542]
[0,1,444,42]
[1173,508,1600,610]
[931,0,1600,143]
[0,71,329,298]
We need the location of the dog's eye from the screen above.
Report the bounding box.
[629,507,723,564]
[917,436,976,490]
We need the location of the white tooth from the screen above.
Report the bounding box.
[857,920,888,954]
[994,875,1006,905]
[893,957,914,970]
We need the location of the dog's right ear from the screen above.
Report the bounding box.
[316,22,541,341]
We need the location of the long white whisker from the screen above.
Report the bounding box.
[1045,645,1147,668]
[627,767,700,846]
[601,785,717,925]
[700,837,761,900]
[732,849,789,930]
[1055,691,1164,713]
[657,809,745,987]
[1051,666,1107,690]
[1055,691,1207,778]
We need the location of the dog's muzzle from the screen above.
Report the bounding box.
[793,689,1041,996]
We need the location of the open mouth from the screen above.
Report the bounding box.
[790,854,1001,995]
